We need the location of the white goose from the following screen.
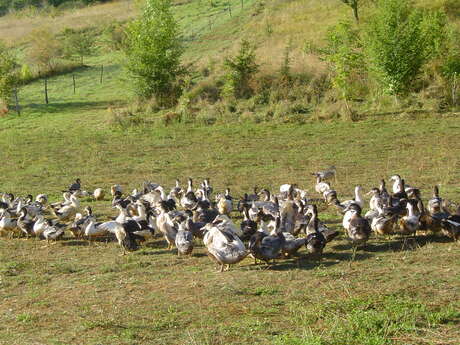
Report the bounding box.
[398,199,420,236]
[339,186,364,209]
[53,194,80,222]
[203,221,248,272]
[315,176,330,194]
[217,188,233,215]
[0,210,18,237]
[156,202,178,250]
[33,214,50,237]
[93,188,105,201]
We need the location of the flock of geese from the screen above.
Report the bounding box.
[1,168,459,272]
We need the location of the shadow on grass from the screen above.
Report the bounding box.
[145,239,169,249]
[251,251,363,271]
[60,237,114,246]
[24,100,115,114]
[331,234,454,253]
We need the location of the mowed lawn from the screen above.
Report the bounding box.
[1,91,460,344]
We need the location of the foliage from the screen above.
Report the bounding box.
[0,0,112,16]
[0,42,19,106]
[124,0,183,105]
[363,0,447,95]
[27,27,62,71]
[321,22,364,101]
[101,23,127,51]
[223,40,259,99]
[280,43,292,83]
[62,28,95,64]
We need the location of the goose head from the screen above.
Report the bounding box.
[367,187,380,196]
[389,174,401,182]
[344,203,362,216]
[258,189,271,201]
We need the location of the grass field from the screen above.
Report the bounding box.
[1,93,460,344]
[1,0,460,344]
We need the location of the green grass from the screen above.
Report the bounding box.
[1,99,460,344]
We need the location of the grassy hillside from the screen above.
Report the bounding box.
[0,1,460,344]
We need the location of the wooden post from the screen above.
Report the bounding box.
[73,74,76,94]
[100,65,104,84]
[14,88,20,115]
[44,78,49,104]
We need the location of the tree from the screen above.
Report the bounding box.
[363,0,447,95]
[124,0,183,105]
[223,40,259,99]
[62,28,94,64]
[340,0,360,23]
[0,42,19,107]
[27,27,62,71]
[320,22,364,109]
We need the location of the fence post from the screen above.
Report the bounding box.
[14,88,20,115]
[73,74,76,94]
[44,78,49,104]
[100,65,104,84]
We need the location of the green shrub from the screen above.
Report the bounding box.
[223,40,259,99]
[124,0,183,106]
[62,28,94,64]
[321,21,364,102]
[0,42,19,107]
[363,0,447,95]
[102,23,127,52]
[27,27,62,72]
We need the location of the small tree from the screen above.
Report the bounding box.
[321,22,364,105]
[27,27,62,72]
[62,28,94,64]
[223,40,259,99]
[0,42,19,108]
[340,0,360,23]
[363,0,447,95]
[124,0,183,105]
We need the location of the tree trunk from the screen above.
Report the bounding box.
[352,4,359,23]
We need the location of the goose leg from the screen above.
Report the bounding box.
[219,264,224,273]
[351,245,357,262]
[225,264,230,271]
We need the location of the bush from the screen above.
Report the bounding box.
[124,0,183,106]
[321,21,364,102]
[62,28,94,64]
[0,42,19,107]
[27,27,62,71]
[101,23,127,51]
[363,0,447,95]
[223,40,259,99]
